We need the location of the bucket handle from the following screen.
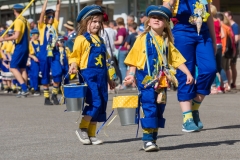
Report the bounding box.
[115,80,139,96]
[62,71,86,85]
[60,71,86,105]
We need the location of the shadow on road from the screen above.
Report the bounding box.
[202,125,240,131]
[160,140,240,150]
[105,134,182,144]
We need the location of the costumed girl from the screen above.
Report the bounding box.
[124,5,193,152]
[69,5,115,145]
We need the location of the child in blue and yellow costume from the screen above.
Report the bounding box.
[163,0,217,132]
[38,0,62,105]
[69,5,115,145]
[56,36,70,84]
[0,4,30,98]
[29,29,41,96]
[0,30,15,93]
[124,5,194,152]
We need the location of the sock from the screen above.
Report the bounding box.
[43,89,50,98]
[4,85,8,90]
[142,128,154,142]
[20,83,28,92]
[52,86,59,95]
[88,123,97,137]
[12,84,16,90]
[153,128,158,143]
[183,110,193,123]
[192,99,201,111]
[79,118,90,129]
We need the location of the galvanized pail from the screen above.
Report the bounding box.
[112,95,138,126]
[65,98,84,112]
[117,108,137,126]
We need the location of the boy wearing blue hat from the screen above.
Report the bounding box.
[124,5,193,151]
[69,5,115,145]
[28,29,41,96]
[38,0,62,105]
[0,4,30,98]
[163,0,217,132]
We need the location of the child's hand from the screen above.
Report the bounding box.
[108,79,116,90]
[33,57,39,62]
[124,75,135,85]
[186,73,194,85]
[69,62,78,74]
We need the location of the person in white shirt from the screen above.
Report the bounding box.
[101,13,116,57]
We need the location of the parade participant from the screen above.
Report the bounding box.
[38,0,62,105]
[124,5,193,151]
[0,30,14,93]
[63,21,76,52]
[29,29,41,96]
[163,0,217,132]
[57,36,70,84]
[69,5,115,145]
[0,4,30,98]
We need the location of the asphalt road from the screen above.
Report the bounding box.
[0,59,240,160]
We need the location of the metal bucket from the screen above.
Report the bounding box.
[117,108,137,126]
[65,98,84,112]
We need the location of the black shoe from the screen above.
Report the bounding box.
[33,91,41,96]
[12,89,18,94]
[51,94,59,105]
[7,88,13,93]
[44,98,53,105]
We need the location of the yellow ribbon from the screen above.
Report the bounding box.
[103,115,118,137]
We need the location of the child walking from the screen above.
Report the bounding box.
[124,5,194,152]
[69,5,115,145]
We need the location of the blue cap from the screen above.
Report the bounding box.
[146,5,172,21]
[13,4,24,10]
[58,36,64,41]
[30,29,39,34]
[76,5,103,23]
[8,29,14,35]
[45,9,55,15]
[0,30,6,36]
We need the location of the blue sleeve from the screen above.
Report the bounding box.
[232,24,239,35]
[126,35,131,44]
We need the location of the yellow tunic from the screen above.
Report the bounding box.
[14,16,30,44]
[124,33,186,70]
[6,41,15,54]
[38,19,59,45]
[29,40,40,55]
[69,35,109,70]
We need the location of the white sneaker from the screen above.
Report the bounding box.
[142,141,159,152]
[75,129,91,145]
[89,137,103,145]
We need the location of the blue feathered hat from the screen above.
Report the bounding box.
[76,5,103,23]
[146,5,172,21]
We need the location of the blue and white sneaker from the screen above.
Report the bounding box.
[192,110,203,130]
[142,141,159,152]
[16,91,29,98]
[182,118,199,132]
